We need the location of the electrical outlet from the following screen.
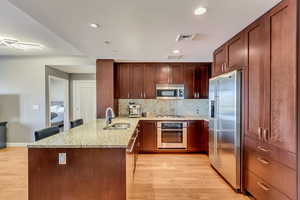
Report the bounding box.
[58,153,67,165]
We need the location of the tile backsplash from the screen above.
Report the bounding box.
[119,99,209,117]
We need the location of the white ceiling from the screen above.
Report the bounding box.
[7,0,281,62]
[0,0,85,56]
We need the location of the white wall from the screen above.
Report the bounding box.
[50,78,65,102]
[0,55,93,143]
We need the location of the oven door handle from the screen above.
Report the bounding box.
[159,129,183,131]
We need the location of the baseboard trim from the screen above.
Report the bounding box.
[6,143,29,147]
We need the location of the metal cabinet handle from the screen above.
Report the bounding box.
[127,134,138,153]
[128,93,130,99]
[144,92,146,98]
[257,157,270,165]
[258,127,262,140]
[221,64,224,72]
[263,129,268,141]
[257,182,270,191]
[257,146,270,152]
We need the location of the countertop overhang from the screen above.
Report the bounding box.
[28,116,209,149]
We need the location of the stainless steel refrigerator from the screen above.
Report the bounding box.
[208,70,241,190]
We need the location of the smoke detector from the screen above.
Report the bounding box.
[176,33,199,42]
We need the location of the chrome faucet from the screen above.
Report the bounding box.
[105,107,115,126]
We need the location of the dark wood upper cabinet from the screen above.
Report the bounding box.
[213,33,246,77]
[183,64,196,99]
[115,62,211,99]
[143,64,156,99]
[184,63,211,99]
[116,63,131,99]
[195,65,210,99]
[213,46,226,77]
[170,63,184,84]
[156,63,170,84]
[245,19,266,141]
[130,64,145,99]
[227,33,246,71]
[265,0,296,154]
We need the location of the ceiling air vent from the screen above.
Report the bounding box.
[168,55,183,60]
[176,33,199,42]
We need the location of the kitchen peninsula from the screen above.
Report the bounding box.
[28,116,209,200]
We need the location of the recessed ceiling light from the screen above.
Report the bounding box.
[173,50,180,54]
[194,7,207,15]
[90,23,100,28]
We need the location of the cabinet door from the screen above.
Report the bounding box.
[140,121,157,153]
[195,65,210,99]
[200,121,209,153]
[245,19,266,140]
[187,121,203,152]
[183,64,196,99]
[130,64,144,99]
[265,0,296,153]
[170,63,184,84]
[156,63,170,84]
[227,33,246,71]
[144,64,156,99]
[213,46,226,76]
[117,64,131,99]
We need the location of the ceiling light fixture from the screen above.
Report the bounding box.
[0,37,43,50]
[173,49,180,54]
[90,23,100,28]
[194,7,207,15]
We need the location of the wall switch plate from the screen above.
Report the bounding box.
[58,153,67,165]
[32,105,40,111]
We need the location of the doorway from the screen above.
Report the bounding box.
[48,76,69,131]
[72,80,96,124]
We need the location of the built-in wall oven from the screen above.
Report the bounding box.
[157,121,187,149]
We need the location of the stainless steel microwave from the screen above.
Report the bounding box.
[156,84,184,99]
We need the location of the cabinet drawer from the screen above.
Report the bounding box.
[245,150,296,199]
[244,136,296,169]
[245,170,291,200]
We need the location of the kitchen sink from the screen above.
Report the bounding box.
[103,123,131,130]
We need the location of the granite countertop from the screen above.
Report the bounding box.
[28,116,209,149]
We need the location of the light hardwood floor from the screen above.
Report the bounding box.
[131,154,250,200]
[0,148,250,200]
[0,147,28,200]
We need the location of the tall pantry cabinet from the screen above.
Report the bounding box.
[213,0,298,199]
[244,0,297,199]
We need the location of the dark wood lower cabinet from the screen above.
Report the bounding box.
[29,148,127,200]
[139,120,208,153]
[244,137,297,200]
[245,170,291,200]
[187,120,209,153]
[139,121,157,153]
[187,121,203,152]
